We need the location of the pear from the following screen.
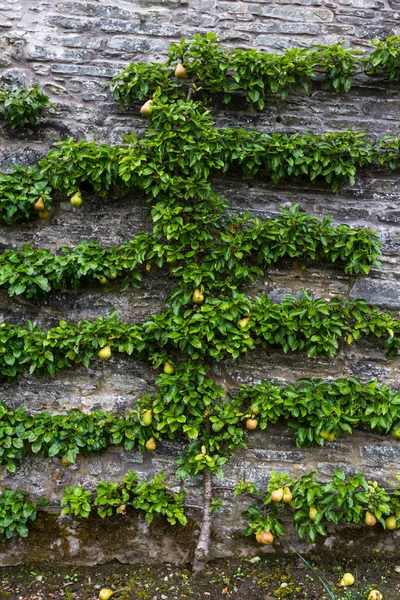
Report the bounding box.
[70,191,82,207]
[270,488,284,503]
[368,591,383,600]
[282,487,293,504]
[391,427,400,440]
[237,316,250,329]
[99,276,107,285]
[245,418,258,430]
[38,210,49,219]
[309,507,318,521]
[256,531,273,544]
[145,263,151,272]
[61,454,72,468]
[142,409,153,427]
[365,510,377,526]
[163,361,175,375]
[34,197,45,212]
[192,288,204,304]
[145,437,156,451]
[140,99,153,117]
[175,63,187,79]
[251,405,260,415]
[99,590,114,600]
[338,573,355,587]
[288,499,296,509]
[98,345,111,360]
[385,515,397,530]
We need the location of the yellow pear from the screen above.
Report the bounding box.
[237,316,250,329]
[142,409,153,427]
[365,510,377,526]
[34,197,45,212]
[99,276,107,285]
[70,191,82,207]
[163,361,175,375]
[282,487,293,504]
[368,591,383,600]
[192,288,204,304]
[140,99,153,116]
[338,573,355,587]
[309,507,318,521]
[145,437,156,451]
[99,590,114,600]
[98,345,111,360]
[38,210,49,219]
[385,515,397,530]
[175,63,187,79]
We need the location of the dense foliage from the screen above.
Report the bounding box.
[1,34,399,558]
[0,205,381,299]
[109,33,400,107]
[0,84,53,129]
[239,470,400,543]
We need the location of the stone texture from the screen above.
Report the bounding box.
[0,0,399,567]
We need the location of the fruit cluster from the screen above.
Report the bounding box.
[239,469,400,544]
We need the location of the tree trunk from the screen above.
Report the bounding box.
[192,468,212,572]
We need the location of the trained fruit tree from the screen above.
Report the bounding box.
[0,34,399,572]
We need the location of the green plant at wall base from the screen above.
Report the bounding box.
[0,489,37,540]
[0,84,53,128]
[61,486,92,518]
[1,470,398,542]
[239,470,400,544]
[61,471,187,525]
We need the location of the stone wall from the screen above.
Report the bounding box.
[0,0,399,565]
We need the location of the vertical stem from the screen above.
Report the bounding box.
[192,467,212,572]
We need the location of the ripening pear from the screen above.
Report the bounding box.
[140,99,153,117]
[338,573,355,587]
[246,418,258,430]
[251,405,260,415]
[145,437,156,451]
[270,488,284,503]
[192,288,204,304]
[61,454,72,468]
[391,427,400,440]
[365,510,377,526]
[70,191,82,207]
[99,276,107,285]
[174,63,187,79]
[385,515,397,530]
[368,590,383,600]
[282,487,293,504]
[256,531,273,544]
[38,210,49,219]
[163,361,175,375]
[99,590,114,600]
[321,430,335,442]
[309,507,318,521]
[34,197,45,212]
[142,409,153,427]
[237,316,250,329]
[98,345,111,360]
